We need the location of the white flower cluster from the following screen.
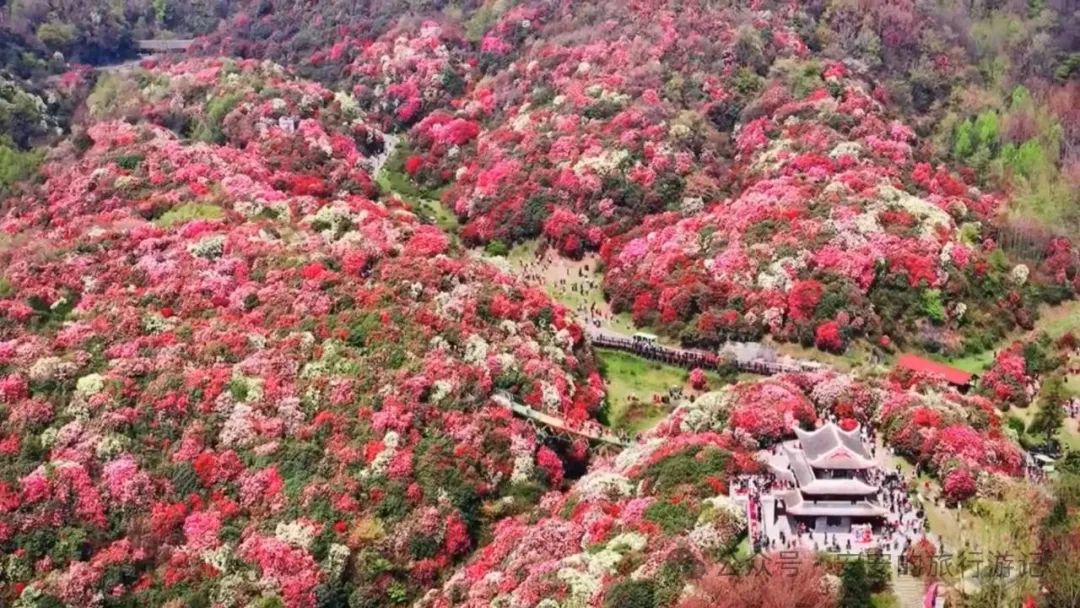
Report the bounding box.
[755,253,806,292]
[1010,264,1029,286]
[678,389,734,433]
[876,184,953,239]
[323,543,351,579]
[429,379,454,403]
[28,356,75,383]
[307,202,355,240]
[540,381,563,411]
[95,433,130,460]
[510,434,535,484]
[829,141,863,159]
[275,520,318,550]
[463,333,490,364]
[612,437,664,473]
[573,148,629,176]
[234,198,291,221]
[362,430,400,479]
[556,532,648,607]
[188,234,226,259]
[142,312,173,334]
[681,196,705,214]
[498,319,518,336]
[809,374,853,408]
[74,374,104,400]
[688,522,729,553]
[219,403,256,448]
[201,544,233,573]
[576,471,634,501]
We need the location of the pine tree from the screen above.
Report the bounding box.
[1029,375,1067,443]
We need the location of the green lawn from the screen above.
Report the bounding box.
[1032,299,1080,339]
[945,350,997,374]
[1006,403,1080,451]
[597,349,729,433]
[598,350,688,432]
[374,148,458,234]
[154,202,224,227]
[940,299,1080,374]
[871,592,900,608]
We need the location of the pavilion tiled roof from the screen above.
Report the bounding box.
[778,490,888,518]
[896,354,974,386]
[793,423,875,470]
[785,446,879,495]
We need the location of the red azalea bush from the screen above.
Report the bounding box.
[727,379,817,443]
[978,334,1064,409]
[877,387,1023,479]
[688,368,707,391]
[942,467,978,504]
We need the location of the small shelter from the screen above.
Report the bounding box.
[896,354,974,390]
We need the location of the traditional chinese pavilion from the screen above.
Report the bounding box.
[776,422,887,533]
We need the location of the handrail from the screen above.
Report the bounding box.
[586,329,815,376]
[492,393,628,447]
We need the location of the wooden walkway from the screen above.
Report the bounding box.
[136,39,195,52]
[492,393,629,447]
[587,329,815,376]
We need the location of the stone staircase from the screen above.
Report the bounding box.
[892,574,927,608]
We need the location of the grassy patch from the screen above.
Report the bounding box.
[771,337,875,372]
[504,239,637,335]
[871,592,900,608]
[942,350,997,374]
[155,203,225,228]
[375,155,458,234]
[598,350,688,432]
[1008,403,1080,451]
[0,144,44,191]
[597,349,727,433]
[1032,300,1080,339]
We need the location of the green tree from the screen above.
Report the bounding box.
[0,143,43,190]
[1028,375,1067,443]
[840,559,871,608]
[953,119,975,159]
[603,579,657,608]
[865,550,891,593]
[973,111,1000,150]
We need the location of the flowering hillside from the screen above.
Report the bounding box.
[600,72,1075,353]
[0,60,603,607]
[420,413,762,608]
[420,367,1027,606]
[0,2,1077,607]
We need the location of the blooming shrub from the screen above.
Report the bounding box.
[942,467,978,504]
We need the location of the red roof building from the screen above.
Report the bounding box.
[896,354,974,386]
